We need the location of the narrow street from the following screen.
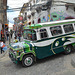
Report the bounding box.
[0,49,75,75]
[0,0,75,75]
[0,35,75,75]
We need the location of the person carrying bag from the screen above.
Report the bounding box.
[0,40,7,54]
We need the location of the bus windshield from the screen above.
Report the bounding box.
[23,29,37,41]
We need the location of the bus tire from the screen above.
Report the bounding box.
[22,55,34,67]
[64,45,72,55]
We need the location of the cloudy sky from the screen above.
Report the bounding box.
[7,0,29,27]
[8,0,29,8]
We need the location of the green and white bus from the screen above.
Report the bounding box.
[9,19,75,67]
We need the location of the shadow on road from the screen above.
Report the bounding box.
[35,51,75,65]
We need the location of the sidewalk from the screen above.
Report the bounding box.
[0,37,75,75]
[0,40,9,58]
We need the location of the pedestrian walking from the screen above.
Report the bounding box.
[18,32,21,41]
[15,31,17,39]
[1,30,5,42]
[6,31,9,41]
[0,40,5,54]
[10,30,13,39]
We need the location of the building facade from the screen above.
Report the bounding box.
[0,0,8,41]
[0,0,7,25]
[50,0,75,21]
[20,0,52,25]
[15,0,75,28]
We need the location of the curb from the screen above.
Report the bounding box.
[71,56,75,68]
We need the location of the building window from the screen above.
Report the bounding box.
[36,0,40,3]
[53,15,57,18]
[74,7,75,12]
[29,22,31,25]
[41,0,46,1]
[63,24,74,33]
[24,12,27,20]
[66,6,68,10]
[28,15,31,19]
[32,20,34,24]
[40,29,48,39]
[50,26,62,36]
[31,12,35,16]
[36,7,41,13]
[38,18,41,23]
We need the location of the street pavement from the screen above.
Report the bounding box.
[0,36,75,75]
[0,51,75,75]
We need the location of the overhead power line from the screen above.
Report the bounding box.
[7,1,74,11]
[53,0,74,4]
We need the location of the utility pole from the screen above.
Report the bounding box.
[0,0,2,40]
[0,23,2,40]
[1,2,5,43]
[1,0,7,43]
[3,6,6,43]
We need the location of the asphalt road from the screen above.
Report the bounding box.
[0,51,75,75]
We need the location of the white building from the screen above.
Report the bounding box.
[20,0,51,25]
[50,0,75,21]
[20,0,75,25]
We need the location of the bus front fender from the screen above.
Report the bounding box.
[20,52,25,61]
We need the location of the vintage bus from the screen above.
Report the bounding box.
[9,19,75,67]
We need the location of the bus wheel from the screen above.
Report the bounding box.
[64,45,72,54]
[22,55,34,67]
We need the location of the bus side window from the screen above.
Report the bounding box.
[40,29,48,39]
[50,26,62,36]
[63,24,74,33]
